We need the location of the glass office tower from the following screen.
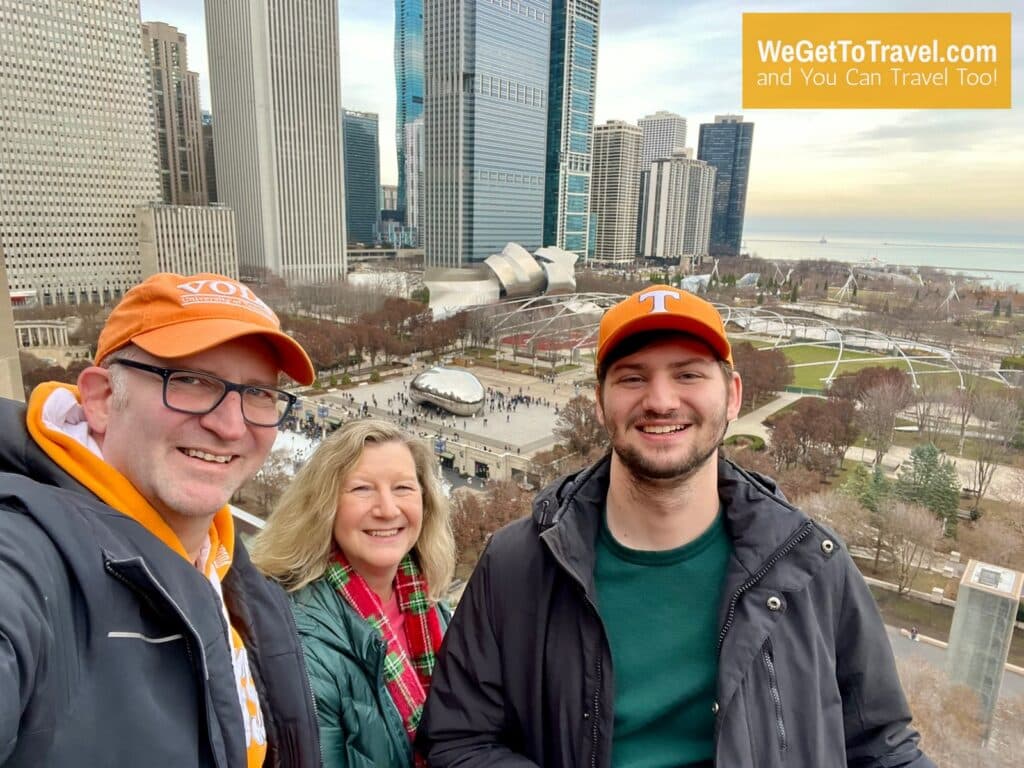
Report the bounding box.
[543,0,600,256]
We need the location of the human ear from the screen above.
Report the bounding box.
[726,371,743,421]
[594,383,605,427]
[77,366,115,436]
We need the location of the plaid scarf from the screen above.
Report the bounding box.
[326,551,443,752]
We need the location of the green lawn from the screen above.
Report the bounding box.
[754,343,970,391]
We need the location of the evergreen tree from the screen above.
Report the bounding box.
[843,463,892,514]
[1006,301,1013,318]
[993,299,1001,316]
[896,442,960,534]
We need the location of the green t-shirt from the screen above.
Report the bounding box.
[594,508,732,768]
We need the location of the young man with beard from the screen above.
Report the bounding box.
[418,286,933,767]
[0,273,320,766]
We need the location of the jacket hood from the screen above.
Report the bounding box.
[0,395,84,492]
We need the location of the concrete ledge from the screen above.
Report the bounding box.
[897,628,1024,677]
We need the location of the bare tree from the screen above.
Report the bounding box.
[911,376,957,445]
[236,449,293,518]
[967,391,1022,516]
[956,516,1024,569]
[858,379,913,466]
[897,657,1024,767]
[799,490,872,549]
[885,501,941,594]
[553,394,608,458]
[450,480,532,569]
[732,342,793,409]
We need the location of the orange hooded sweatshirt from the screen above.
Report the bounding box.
[28,382,268,767]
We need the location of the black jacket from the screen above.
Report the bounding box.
[0,397,320,767]
[418,456,935,768]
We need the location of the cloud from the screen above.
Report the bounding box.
[139,0,1024,230]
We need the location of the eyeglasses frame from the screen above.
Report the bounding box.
[107,358,297,428]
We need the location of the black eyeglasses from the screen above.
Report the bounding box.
[109,359,297,428]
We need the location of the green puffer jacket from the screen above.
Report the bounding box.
[291,577,450,768]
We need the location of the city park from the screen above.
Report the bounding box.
[14,254,1024,760]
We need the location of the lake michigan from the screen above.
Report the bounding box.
[742,231,1024,289]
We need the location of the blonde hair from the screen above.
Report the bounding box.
[250,418,455,601]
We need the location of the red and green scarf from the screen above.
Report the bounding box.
[325,551,443,750]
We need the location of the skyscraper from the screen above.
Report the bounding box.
[697,114,754,257]
[0,0,162,305]
[342,109,382,246]
[205,0,346,284]
[543,0,600,256]
[394,0,424,222]
[424,0,551,268]
[589,120,642,263]
[0,253,24,401]
[640,151,715,265]
[141,21,207,205]
[201,111,218,203]
[136,203,238,278]
[404,115,424,245]
[638,110,687,166]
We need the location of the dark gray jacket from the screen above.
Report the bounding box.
[0,397,320,767]
[418,456,935,767]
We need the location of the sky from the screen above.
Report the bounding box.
[140,0,1023,238]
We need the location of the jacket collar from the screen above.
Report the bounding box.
[533,454,811,590]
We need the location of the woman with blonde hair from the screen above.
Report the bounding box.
[252,418,455,767]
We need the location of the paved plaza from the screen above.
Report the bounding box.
[301,361,594,462]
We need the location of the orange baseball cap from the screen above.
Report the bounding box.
[95,272,315,385]
[596,284,732,368]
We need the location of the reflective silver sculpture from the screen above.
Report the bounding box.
[409,366,485,416]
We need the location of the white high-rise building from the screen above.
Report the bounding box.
[136,204,239,279]
[205,0,347,284]
[589,120,642,264]
[638,110,687,166]
[0,0,162,305]
[404,116,424,244]
[641,151,715,265]
[0,253,24,401]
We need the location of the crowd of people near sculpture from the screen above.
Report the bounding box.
[0,272,934,766]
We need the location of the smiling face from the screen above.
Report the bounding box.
[332,440,425,598]
[596,335,742,485]
[90,338,281,526]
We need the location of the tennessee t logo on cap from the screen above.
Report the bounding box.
[596,284,733,368]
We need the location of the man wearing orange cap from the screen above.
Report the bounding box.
[419,286,933,767]
[0,273,320,766]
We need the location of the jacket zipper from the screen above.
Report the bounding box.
[104,559,207,680]
[547,535,605,768]
[717,520,813,653]
[104,559,223,768]
[761,639,787,752]
[287,603,322,768]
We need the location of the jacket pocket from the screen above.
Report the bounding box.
[761,638,788,754]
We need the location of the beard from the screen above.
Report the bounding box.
[606,406,730,486]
